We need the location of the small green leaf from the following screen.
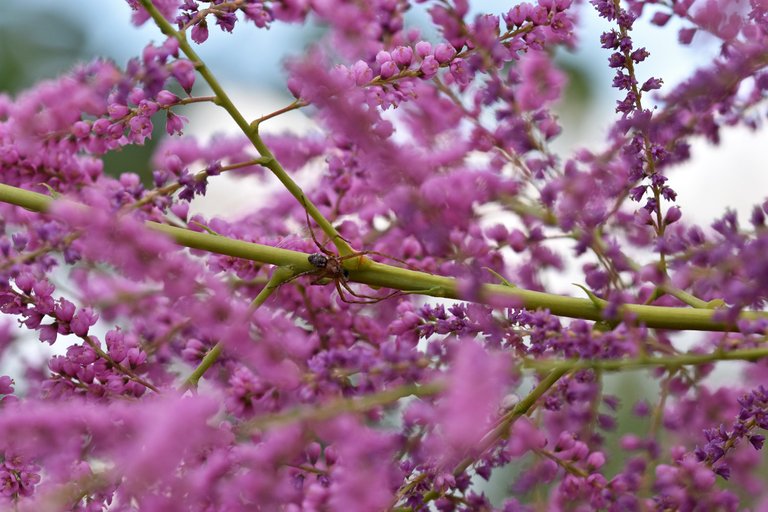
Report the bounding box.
[573,283,607,310]
[189,221,221,236]
[593,320,616,332]
[483,267,516,287]
[38,183,61,199]
[705,298,726,309]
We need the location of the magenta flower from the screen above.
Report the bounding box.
[165,110,188,135]
[419,55,440,78]
[516,51,566,110]
[1,0,768,509]
[170,59,196,92]
[433,42,457,64]
[0,376,13,395]
[391,45,414,67]
[379,60,399,80]
[127,0,180,26]
[191,19,209,44]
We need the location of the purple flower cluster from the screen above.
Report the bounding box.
[0,0,767,509]
[694,385,768,478]
[0,452,41,504]
[174,0,276,42]
[0,273,92,353]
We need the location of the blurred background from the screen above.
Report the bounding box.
[2,1,762,224]
[2,1,766,505]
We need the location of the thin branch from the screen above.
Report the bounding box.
[239,381,444,433]
[521,346,768,372]
[179,265,298,392]
[137,0,353,256]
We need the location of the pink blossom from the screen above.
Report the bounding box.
[0,376,13,395]
[165,111,187,135]
[517,50,566,110]
[430,340,510,463]
[419,55,439,78]
[128,0,180,26]
[0,0,767,509]
[170,59,196,93]
[433,42,457,64]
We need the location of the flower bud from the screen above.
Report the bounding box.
[664,206,682,225]
[434,43,456,64]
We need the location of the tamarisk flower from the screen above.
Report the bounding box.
[2,0,768,509]
[0,453,41,503]
[694,385,768,479]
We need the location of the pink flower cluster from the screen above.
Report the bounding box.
[0,0,767,510]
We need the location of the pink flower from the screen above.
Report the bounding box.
[433,42,457,64]
[38,324,58,345]
[429,340,510,464]
[379,60,399,80]
[170,59,196,93]
[516,50,566,110]
[350,60,373,86]
[70,308,99,336]
[0,376,13,395]
[391,46,414,67]
[165,111,188,135]
[191,19,209,44]
[128,0,180,26]
[420,55,439,78]
[415,40,432,58]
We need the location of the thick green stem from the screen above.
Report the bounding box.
[136,0,352,255]
[1,182,766,332]
[250,265,297,309]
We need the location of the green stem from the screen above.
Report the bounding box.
[179,343,222,392]
[521,346,768,372]
[136,0,352,255]
[240,380,444,433]
[452,367,569,475]
[1,182,767,332]
[250,265,296,308]
[658,284,710,309]
[251,99,308,128]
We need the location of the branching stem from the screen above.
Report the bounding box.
[179,265,297,392]
[1,182,766,333]
[136,0,353,256]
